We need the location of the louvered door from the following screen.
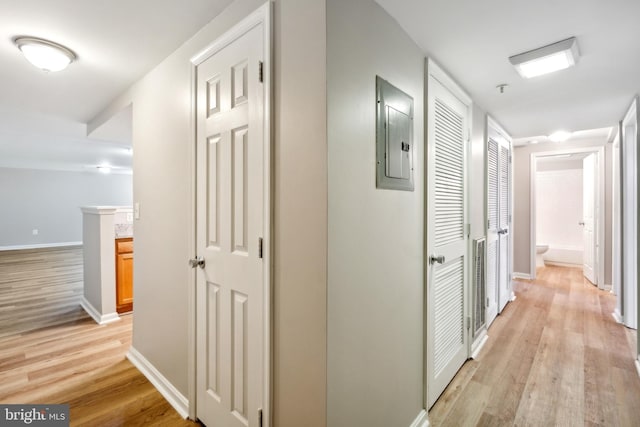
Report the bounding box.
[497,145,511,311]
[426,65,471,408]
[486,138,499,325]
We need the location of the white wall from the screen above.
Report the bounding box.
[536,168,583,263]
[92,1,327,425]
[0,167,132,248]
[327,1,424,425]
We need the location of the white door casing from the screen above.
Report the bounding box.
[426,59,472,408]
[621,97,638,330]
[192,5,271,426]
[582,153,597,284]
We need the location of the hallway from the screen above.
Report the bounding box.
[430,266,640,426]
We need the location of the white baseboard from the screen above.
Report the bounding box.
[603,283,612,291]
[612,310,623,324]
[543,261,581,268]
[127,346,189,419]
[0,241,82,251]
[409,409,429,427]
[635,357,640,378]
[80,297,120,325]
[510,292,517,302]
[512,272,531,280]
[471,334,489,360]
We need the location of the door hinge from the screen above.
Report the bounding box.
[466,223,471,238]
[466,316,471,330]
[487,219,490,229]
[258,61,264,83]
[258,409,263,427]
[258,237,263,259]
[486,297,490,308]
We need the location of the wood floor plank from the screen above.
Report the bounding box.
[430,265,640,426]
[0,247,200,426]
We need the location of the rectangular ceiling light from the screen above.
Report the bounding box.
[509,37,579,78]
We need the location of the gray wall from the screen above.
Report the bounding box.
[327,1,424,425]
[513,139,613,283]
[93,0,327,425]
[0,167,132,248]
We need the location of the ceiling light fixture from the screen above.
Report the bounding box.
[509,37,579,79]
[549,130,572,142]
[97,165,112,174]
[14,36,76,72]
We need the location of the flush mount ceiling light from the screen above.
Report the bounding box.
[14,36,76,72]
[549,130,572,142]
[509,37,579,79]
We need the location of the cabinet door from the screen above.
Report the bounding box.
[116,252,133,313]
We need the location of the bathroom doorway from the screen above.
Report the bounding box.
[530,146,606,287]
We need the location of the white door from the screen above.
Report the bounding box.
[622,98,638,329]
[497,144,511,312]
[486,118,512,320]
[582,153,597,284]
[195,19,266,427]
[486,137,499,325]
[426,62,471,408]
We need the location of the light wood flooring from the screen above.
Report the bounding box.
[430,266,640,426]
[0,246,197,426]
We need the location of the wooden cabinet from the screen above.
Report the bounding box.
[115,238,133,314]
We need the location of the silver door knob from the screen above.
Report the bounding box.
[498,229,508,235]
[429,254,445,265]
[578,221,585,226]
[189,257,205,269]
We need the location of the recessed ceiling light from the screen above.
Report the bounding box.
[509,37,579,79]
[14,36,76,72]
[549,130,572,142]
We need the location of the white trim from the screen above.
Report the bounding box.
[612,310,623,324]
[409,409,429,427]
[512,272,532,280]
[471,334,489,359]
[426,58,472,105]
[80,297,120,325]
[0,241,82,251]
[543,260,582,268]
[127,346,189,419]
[511,292,517,302]
[635,357,640,378]
[188,3,272,425]
[80,206,121,215]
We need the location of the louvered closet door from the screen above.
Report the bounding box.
[486,138,499,326]
[427,76,469,408]
[497,145,511,311]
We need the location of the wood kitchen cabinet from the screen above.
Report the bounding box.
[115,238,133,314]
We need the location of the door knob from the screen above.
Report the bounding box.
[429,254,445,265]
[189,257,205,269]
[578,221,585,226]
[498,229,508,235]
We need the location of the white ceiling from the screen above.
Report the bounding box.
[0,0,233,172]
[376,0,640,139]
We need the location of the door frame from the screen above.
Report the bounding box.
[187,3,272,424]
[621,96,639,332]
[529,145,605,287]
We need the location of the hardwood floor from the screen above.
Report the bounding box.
[0,247,198,426]
[430,266,640,427]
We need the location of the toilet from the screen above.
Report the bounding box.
[536,244,549,267]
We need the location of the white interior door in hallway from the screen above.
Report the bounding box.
[426,59,472,408]
[582,153,598,284]
[192,5,270,426]
[621,97,638,330]
[486,117,512,324]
